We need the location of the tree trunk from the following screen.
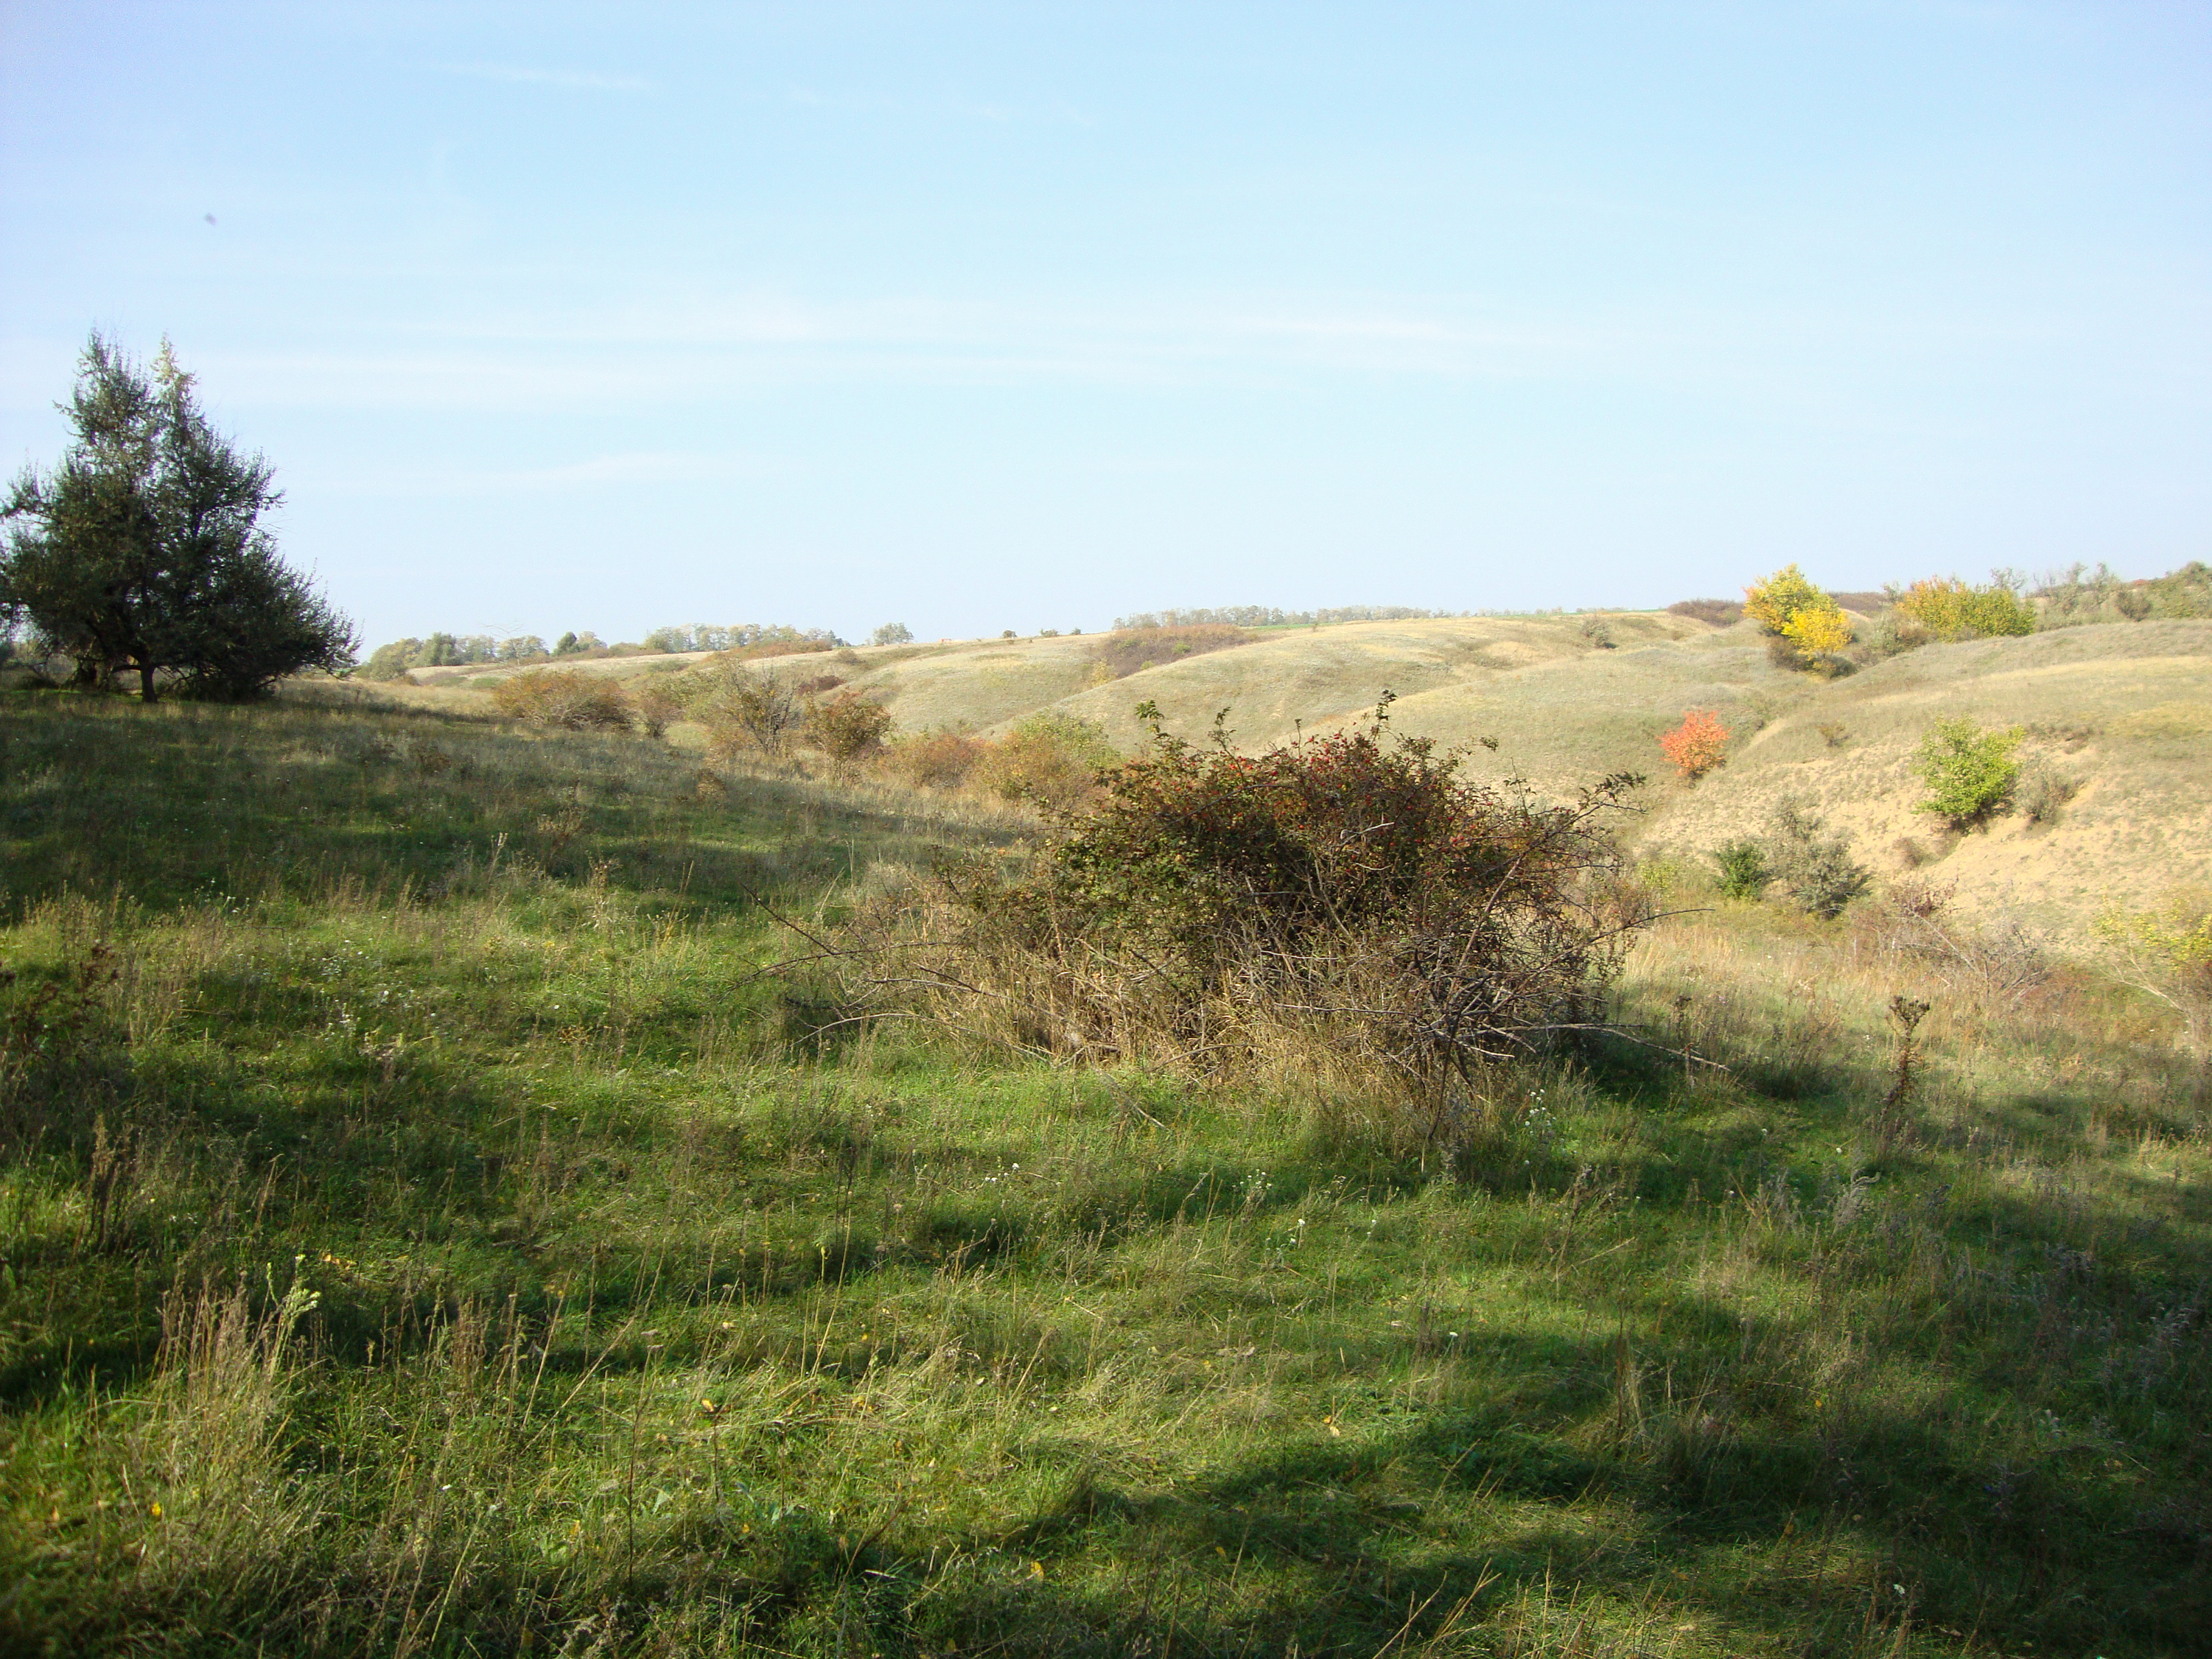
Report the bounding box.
[137,659,158,703]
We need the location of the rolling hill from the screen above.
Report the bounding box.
[394,607,2212,943]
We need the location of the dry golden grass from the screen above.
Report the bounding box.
[382,609,2211,950]
[1639,620,2212,939]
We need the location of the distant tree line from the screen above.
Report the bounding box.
[358,631,610,678]
[1111,605,1463,631]
[641,623,845,655]
[357,622,852,681]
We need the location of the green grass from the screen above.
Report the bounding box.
[1,688,2207,1656]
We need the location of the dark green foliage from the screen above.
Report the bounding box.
[1763,800,1871,919]
[1710,839,1772,900]
[945,698,1647,1092]
[0,333,354,701]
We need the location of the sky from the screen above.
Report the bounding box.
[2,2,2207,649]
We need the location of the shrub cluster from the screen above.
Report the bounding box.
[1086,625,1252,681]
[2096,888,2212,1052]
[1763,801,1872,919]
[2036,560,2208,627]
[679,662,807,757]
[488,668,634,731]
[1891,576,2035,642]
[1712,803,1869,918]
[1667,598,1743,626]
[805,691,895,761]
[1743,565,1855,675]
[838,702,1649,1123]
[881,714,1116,811]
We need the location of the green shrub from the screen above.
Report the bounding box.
[357,639,421,681]
[1913,717,2023,830]
[1764,802,1869,919]
[1711,840,1772,900]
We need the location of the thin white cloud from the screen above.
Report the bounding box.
[431,63,652,94]
[304,450,777,499]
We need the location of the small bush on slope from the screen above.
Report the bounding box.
[489,668,632,732]
[803,690,893,762]
[2096,887,2212,1053]
[1746,564,1854,674]
[971,712,1119,811]
[1914,716,2024,830]
[1764,800,1871,919]
[1657,709,1729,780]
[679,661,805,757]
[1710,838,1772,900]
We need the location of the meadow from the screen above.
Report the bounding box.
[1,683,2207,1657]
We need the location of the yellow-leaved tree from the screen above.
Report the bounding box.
[1782,605,1855,655]
[1746,564,1853,669]
[1743,564,1827,633]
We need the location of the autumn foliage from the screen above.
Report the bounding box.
[836,699,1648,1119]
[1658,708,1729,779]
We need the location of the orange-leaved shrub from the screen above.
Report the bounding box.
[1657,709,1729,779]
[489,669,632,731]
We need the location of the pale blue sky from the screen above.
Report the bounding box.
[3,3,2206,648]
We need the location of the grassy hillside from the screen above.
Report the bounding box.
[641,611,2211,943]
[1636,620,2212,937]
[1,687,2208,1657]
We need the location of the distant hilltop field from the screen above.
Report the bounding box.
[351,564,2211,944]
